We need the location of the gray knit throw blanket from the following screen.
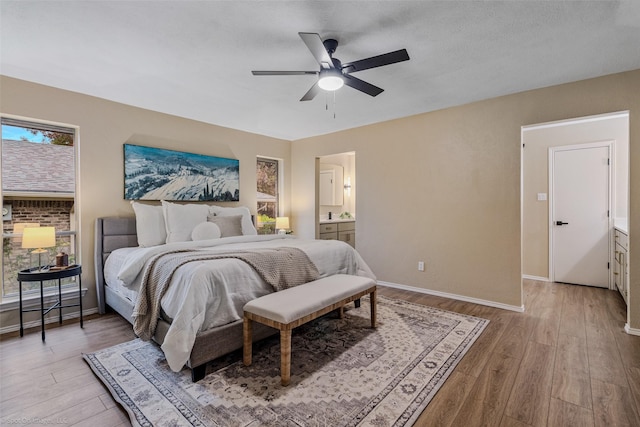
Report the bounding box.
[133,247,320,340]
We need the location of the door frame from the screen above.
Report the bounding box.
[548,140,614,288]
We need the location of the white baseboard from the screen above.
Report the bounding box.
[522,275,550,282]
[624,323,640,336]
[0,307,98,335]
[377,281,524,313]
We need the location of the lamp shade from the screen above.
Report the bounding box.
[22,226,56,250]
[275,217,290,230]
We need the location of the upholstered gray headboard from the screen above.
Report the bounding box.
[94,217,138,314]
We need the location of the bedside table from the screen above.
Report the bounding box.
[17,265,83,341]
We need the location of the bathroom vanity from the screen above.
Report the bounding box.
[319,219,356,248]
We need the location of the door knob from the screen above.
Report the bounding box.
[556,221,569,226]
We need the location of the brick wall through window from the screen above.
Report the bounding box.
[2,199,75,295]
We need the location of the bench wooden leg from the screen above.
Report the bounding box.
[243,317,252,366]
[280,328,292,386]
[370,288,377,328]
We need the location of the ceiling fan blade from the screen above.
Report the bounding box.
[343,74,384,97]
[252,71,318,76]
[342,49,410,73]
[298,32,334,69]
[300,82,320,101]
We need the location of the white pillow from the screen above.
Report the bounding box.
[131,202,166,247]
[161,200,211,243]
[191,222,221,241]
[209,205,257,235]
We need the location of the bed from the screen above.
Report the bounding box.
[95,208,375,382]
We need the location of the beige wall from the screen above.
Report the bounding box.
[522,114,629,279]
[292,70,640,329]
[0,76,291,329]
[2,70,639,332]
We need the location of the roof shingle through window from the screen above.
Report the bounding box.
[2,139,74,194]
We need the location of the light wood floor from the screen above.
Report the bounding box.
[0,280,638,426]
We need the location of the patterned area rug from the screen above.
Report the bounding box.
[84,296,488,427]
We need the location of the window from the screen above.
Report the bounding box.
[1,117,77,299]
[256,157,279,234]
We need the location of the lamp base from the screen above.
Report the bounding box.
[30,249,50,272]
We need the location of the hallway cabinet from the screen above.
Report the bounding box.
[614,228,629,305]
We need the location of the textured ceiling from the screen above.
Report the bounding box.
[1,1,640,141]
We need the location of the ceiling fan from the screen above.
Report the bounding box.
[252,32,410,101]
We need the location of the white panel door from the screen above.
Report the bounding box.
[552,145,610,287]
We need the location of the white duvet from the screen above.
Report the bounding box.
[105,234,375,371]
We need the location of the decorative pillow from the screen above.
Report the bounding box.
[161,200,210,243]
[209,206,257,235]
[191,222,221,241]
[131,201,166,247]
[207,214,243,237]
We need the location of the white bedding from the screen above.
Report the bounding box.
[104,234,375,371]
[104,247,139,302]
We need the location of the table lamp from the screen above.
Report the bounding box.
[22,227,56,271]
[276,217,290,235]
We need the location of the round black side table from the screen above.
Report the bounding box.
[17,265,83,341]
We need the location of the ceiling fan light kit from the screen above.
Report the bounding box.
[252,32,409,101]
[317,70,344,91]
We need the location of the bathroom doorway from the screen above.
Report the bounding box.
[317,152,356,244]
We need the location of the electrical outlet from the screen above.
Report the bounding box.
[418,261,425,271]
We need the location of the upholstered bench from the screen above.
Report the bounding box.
[243,274,377,386]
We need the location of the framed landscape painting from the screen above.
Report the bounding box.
[124,144,240,201]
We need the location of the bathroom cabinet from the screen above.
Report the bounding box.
[319,164,344,206]
[319,221,355,248]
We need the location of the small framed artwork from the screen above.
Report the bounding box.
[124,144,239,201]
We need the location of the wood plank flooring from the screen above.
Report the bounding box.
[1,279,638,426]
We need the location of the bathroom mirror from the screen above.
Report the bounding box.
[319,164,344,206]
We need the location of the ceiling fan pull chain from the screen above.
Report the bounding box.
[333,91,337,119]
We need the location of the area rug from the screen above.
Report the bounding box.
[84,295,488,427]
